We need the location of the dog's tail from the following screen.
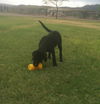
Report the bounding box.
[38,20,52,32]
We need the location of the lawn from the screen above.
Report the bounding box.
[0,16,100,104]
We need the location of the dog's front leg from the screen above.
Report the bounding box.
[51,50,57,66]
[58,43,63,62]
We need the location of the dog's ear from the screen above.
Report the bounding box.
[40,52,47,62]
[43,53,47,62]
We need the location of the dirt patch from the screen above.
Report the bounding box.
[11,25,33,30]
[0,25,33,33]
[45,19,100,30]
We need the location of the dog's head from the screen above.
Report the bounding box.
[32,50,47,67]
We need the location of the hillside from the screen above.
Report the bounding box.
[82,4,100,11]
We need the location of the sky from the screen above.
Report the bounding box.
[0,0,100,7]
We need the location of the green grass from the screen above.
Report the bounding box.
[0,16,100,104]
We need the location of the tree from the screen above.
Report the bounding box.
[43,0,68,19]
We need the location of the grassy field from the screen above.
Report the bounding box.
[0,16,100,104]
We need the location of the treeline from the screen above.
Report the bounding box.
[0,4,47,15]
[0,4,100,19]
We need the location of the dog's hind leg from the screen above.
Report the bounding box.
[51,49,57,66]
[58,43,63,62]
[48,52,51,59]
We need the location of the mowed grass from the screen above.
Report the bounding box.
[0,16,100,104]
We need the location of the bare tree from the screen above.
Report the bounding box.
[43,0,68,19]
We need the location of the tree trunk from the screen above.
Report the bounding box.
[56,5,58,19]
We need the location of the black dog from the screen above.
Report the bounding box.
[32,21,63,66]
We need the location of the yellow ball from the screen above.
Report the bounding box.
[37,63,43,69]
[28,64,35,70]
[28,63,43,71]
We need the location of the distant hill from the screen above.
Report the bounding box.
[82,5,100,11]
[61,4,100,11]
[81,4,100,11]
